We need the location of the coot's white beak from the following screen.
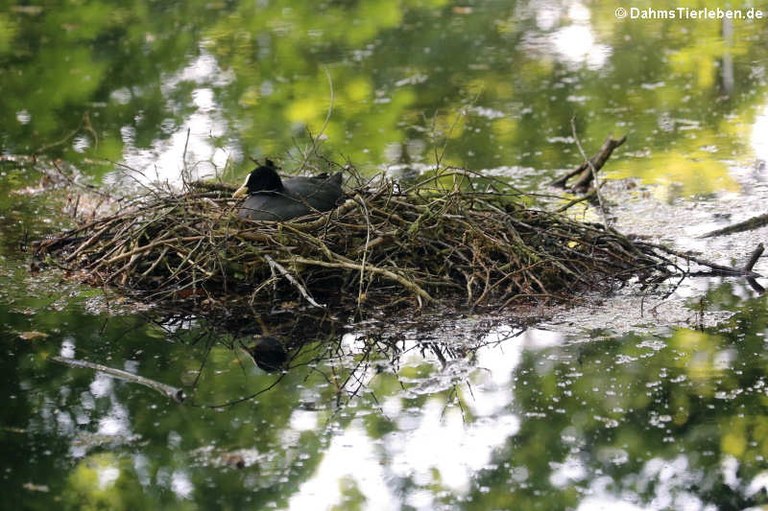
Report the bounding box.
[232,184,248,198]
[233,174,250,198]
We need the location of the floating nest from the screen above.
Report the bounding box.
[34,166,677,318]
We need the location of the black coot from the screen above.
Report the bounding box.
[233,160,343,221]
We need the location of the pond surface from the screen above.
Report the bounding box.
[2,1,768,509]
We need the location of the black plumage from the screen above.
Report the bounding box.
[233,160,343,221]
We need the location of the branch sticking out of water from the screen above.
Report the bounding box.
[51,355,186,403]
[551,135,627,192]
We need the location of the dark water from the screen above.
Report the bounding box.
[2,1,768,509]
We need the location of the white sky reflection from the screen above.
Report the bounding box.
[113,52,236,188]
[291,324,536,510]
[528,0,610,70]
[750,101,768,164]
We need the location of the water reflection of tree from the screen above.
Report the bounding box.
[6,285,768,508]
[5,0,768,508]
[467,294,768,509]
[1,0,220,164]
[5,1,765,192]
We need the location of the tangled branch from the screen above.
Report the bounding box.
[34,167,682,318]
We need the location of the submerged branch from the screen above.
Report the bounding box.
[51,355,186,403]
[700,212,768,238]
[640,242,764,279]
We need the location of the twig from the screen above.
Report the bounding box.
[744,242,764,273]
[551,134,627,191]
[181,128,192,189]
[51,355,186,403]
[700,212,768,238]
[354,193,373,310]
[201,373,287,408]
[555,188,597,213]
[289,256,433,304]
[37,165,689,316]
[264,254,325,308]
[640,242,763,278]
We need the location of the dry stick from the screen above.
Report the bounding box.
[747,278,765,294]
[140,246,170,276]
[51,355,186,403]
[737,243,765,294]
[278,223,336,260]
[744,242,764,273]
[700,212,768,238]
[96,236,206,268]
[289,256,433,304]
[61,217,132,261]
[264,254,325,308]
[354,194,373,310]
[208,221,236,295]
[551,134,628,191]
[555,188,597,213]
[42,173,682,311]
[640,242,763,278]
[165,237,212,283]
[570,118,610,225]
[571,134,627,192]
[181,128,191,188]
[248,275,280,305]
[67,201,176,264]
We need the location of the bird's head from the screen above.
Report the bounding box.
[233,159,283,197]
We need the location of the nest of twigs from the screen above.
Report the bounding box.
[35,168,675,317]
